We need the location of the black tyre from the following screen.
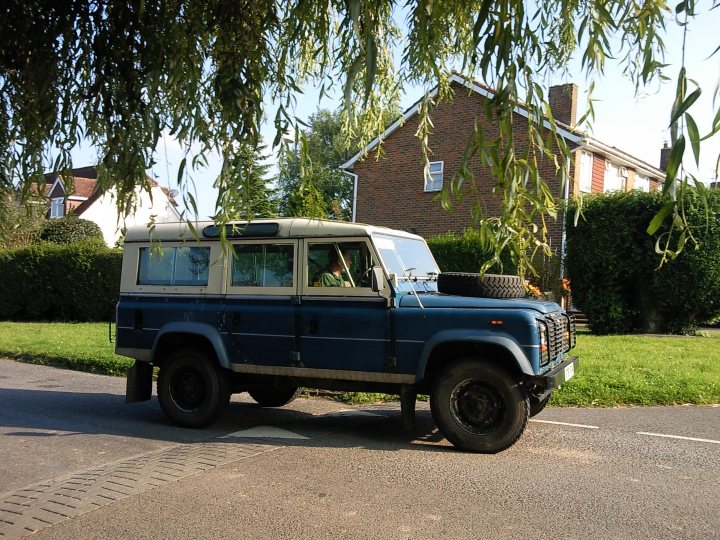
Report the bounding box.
[248,382,301,407]
[157,349,231,428]
[529,394,551,417]
[430,359,529,453]
[437,272,525,299]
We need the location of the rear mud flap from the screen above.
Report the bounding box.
[126,360,153,403]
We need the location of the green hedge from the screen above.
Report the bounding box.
[566,190,720,334]
[40,216,104,244]
[427,230,516,274]
[0,240,122,322]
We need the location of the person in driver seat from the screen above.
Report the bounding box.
[317,250,352,287]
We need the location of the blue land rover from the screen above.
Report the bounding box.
[116,218,577,453]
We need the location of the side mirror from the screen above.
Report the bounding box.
[370,266,387,293]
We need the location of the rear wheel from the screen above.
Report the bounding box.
[157,349,230,428]
[248,382,301,407]
[430,359,529,453]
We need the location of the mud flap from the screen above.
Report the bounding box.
[400,384,417,431]
[126,360,153,403]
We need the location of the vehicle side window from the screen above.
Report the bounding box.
[232,243,294,287]
[137,246,210,286]
[307,242,373,288]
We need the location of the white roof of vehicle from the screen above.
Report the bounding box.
[123,218,425,242]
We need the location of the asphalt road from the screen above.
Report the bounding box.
[1,359,718,539]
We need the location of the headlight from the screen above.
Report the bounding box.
[538,320,550,366]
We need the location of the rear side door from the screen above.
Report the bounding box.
[222,240,298,367]
[298,238,390,375]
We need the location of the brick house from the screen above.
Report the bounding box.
[341,73,666,253]
[42,166,182,246]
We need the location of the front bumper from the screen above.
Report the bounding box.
[543,355,578,389]
[526,355,579,400]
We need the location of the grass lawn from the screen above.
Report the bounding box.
[0,322,718,407]
[0,322,132,376]
[552,330,720,406]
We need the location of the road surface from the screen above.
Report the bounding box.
[1,360,718,539]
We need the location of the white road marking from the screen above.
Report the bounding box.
[637,432,720,445]
[530,419,599,429]
[221,426,309,440]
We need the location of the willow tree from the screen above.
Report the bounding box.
[1,0,717,273]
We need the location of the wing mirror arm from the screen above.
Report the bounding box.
[370,266,387,294]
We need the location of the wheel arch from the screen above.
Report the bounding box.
[416,331,533,390]
[152,322,230,369]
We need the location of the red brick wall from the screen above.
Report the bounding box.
[591,154,605,193]
[351,82,572,250]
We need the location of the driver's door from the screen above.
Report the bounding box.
[298,239,389,374]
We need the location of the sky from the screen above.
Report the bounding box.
[70,6,720,221]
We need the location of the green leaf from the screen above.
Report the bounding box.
[685,114,700,166]
[669,88,701,127]
[700,106,720,141]
[647,202,675,235]
[663,135,685,193]
[176,158,186,187]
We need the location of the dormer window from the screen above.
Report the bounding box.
[50,197,64,218]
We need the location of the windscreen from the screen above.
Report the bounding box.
[372,233,439,292]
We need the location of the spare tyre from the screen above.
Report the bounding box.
[437,272,525,299]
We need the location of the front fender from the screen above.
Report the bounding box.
[153,322,231,369]
[415,329,534,380]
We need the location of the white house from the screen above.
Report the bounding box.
[43,166,182,246]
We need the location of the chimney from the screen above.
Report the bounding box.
[659,142,672,171]
[549,83,578,127]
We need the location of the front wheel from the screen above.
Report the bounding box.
[157,349,231,428]
[430,359,529,453]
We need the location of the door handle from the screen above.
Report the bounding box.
[309,319,319,334]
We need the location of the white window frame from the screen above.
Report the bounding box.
[604,162,627,193]
[50,197,64,218]
[424,161,444,192]
[300,238,380,298]
[578,151,593,193]
[228,241,296,292]
[635,173,650,192]
[124,242,223,295]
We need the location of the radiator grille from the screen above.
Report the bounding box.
[541,312,576,366]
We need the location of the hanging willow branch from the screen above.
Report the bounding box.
[0,0,717,273]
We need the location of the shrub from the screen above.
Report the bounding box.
[0,240,122,321]
[565,190,720,334]
[427,230,517,274]
[39,216,104,244]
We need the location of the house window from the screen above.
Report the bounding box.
[604,162,627,192]
[424,161,444,192]
[578,151,593,193]
[137,246,210,286]
[635,173,650,192]
[50,197,64,218]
